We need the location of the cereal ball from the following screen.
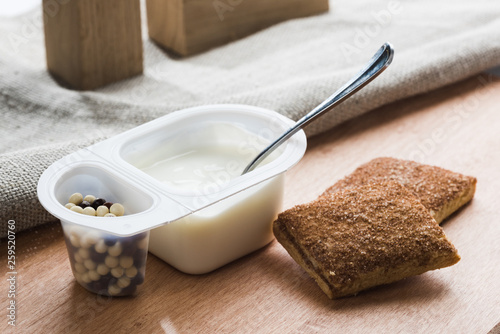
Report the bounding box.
[108,243,123,257]
[65,203,75,209]
[74,253,83,263]
[104,202,113,209]
[80,272,92,283]
[69,234,81,248]
[82,207,96,216]
[119,256,134,269]
[104,213,116,217]
[108,284,121,296]
[117,277,131,288]
[78,247,90,259]
[74,262,86,274]
[83,259,96,270]
[68,193,83,205]
[80,234,98,248]
[104,256,119,268]
[70,206,84,214]
[88,270,101,281]
[96,206,109,217]
[110,203,125,217]
[83,195,96,204]
[111,267,124,278]
[94,239,107,254]
[125,266,138,278]
[96,263,110,276]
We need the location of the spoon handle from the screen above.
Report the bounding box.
[242,42,395,175]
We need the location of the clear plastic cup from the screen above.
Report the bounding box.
[62,222,149,296]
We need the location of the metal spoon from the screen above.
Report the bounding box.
[241,42,395,175]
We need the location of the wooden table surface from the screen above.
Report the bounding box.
[2,74,500,334]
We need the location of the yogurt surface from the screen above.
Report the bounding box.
[138,123,278,193]
[141,145,251,191]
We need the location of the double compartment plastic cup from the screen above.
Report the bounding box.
[38,104,307,295]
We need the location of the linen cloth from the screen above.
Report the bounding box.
[1,0,500,237]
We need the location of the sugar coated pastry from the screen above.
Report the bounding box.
[274,181,460,299]
[320,157,476,224]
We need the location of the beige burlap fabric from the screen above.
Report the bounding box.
[1,0,500,237]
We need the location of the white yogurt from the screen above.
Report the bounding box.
[142,145,249,191]
[144,124,284,274]
[148,174,283,274]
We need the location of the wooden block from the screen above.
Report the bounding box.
[146,0,329,56]
[42,0,143,90]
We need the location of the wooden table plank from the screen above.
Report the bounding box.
[2,74,499,334]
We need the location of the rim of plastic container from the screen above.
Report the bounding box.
[37,154,192,236]
[37,104,307,236]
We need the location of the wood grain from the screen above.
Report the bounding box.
[43,0,143,90]
[146,0,329,55]
[1,74,499,333]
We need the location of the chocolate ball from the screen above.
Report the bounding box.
[104,238,117,247]
[92,198,106,210]
[79,200,91,209]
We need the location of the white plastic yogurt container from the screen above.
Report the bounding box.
[38,104,307,292]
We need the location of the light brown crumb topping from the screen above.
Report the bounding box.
[320,157,476,216]
[275,181,459,287]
